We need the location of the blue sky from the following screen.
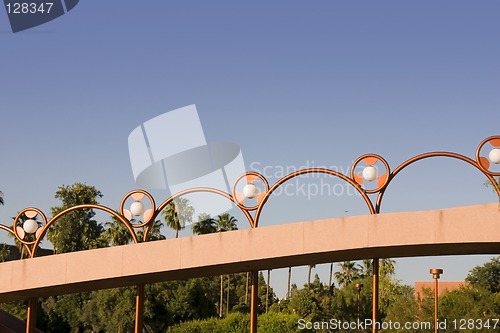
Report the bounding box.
[1,1,499,298]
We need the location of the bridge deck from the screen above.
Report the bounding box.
[0,203,498,302]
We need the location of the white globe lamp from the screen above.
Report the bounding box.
[362,165,378,182]
[489,148,500,164]
[23,219,39,234]
[243,183,259,199]
[130,201,145,216]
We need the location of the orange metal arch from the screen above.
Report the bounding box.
[253,168,376,227]
[375,152,500,213]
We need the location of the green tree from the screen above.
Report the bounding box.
[440,286,500,332]
[82,287,137,332]
[162,198,194,238]
[361,258,396,277]
[466,256,500,293]
[382,284,420,333]
[192,213,217,235]
[287,267,293,299]
[101,215,134,246]
[289,287,322,323]
[0,243,10,261]
[334,261,361,287]
[484,176,500,193]
[41,295,85,331]
[142,279,218,332]
[47,183,106,253]
[380,258,396,277]
[307,264,315,290]
[137,219,165,242]
[40,183,106,332]
[214,213,238,233]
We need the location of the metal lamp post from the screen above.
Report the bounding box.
[430,268,443,333]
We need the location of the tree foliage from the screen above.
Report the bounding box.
[101,215,133,246]
[466,257,500,293]
[162,198,194,238]
[192,213,217,235]
[47,183,106,253]
[334,261,361,287]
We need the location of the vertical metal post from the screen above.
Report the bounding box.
[434,277,438,333]
[135,284,144,333]
[430,269,443,333]
[372,258,379,333]
[26,297,37,333]
[249,270,259,333]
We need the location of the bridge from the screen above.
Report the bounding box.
[1,203,498,302]
[1,135,499,333]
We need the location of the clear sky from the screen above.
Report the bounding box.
[1,1,499,298]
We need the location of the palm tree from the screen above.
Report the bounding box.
[360,258,396,277]
[192,213,216,235]
[102,215,133,246]
[307,264,316,290]
[328,263,334,294]
[380,258,396,277]
[334,261,361,287]
[0,191,4,205]
[287,267,292,299]
[162,200,183,239]
[265,269,272,313]
[162,198,194,238]
[0,244,10,262]
[137,219,165,242]
[214,213,238,233]
[361,259,373,276]
[215,213,238,317]
[484,176,500,192]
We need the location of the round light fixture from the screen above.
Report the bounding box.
[23,219,39,234]
[489,148,500,164]
[362,165,378,182]
[243,183,259,199]
[130,201,145,216]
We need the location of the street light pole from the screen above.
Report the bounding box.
[430,268,443,333]
[135,284,144,333]
[372,259,379,333]
[249,270,259,333]
[26,298,37,333]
